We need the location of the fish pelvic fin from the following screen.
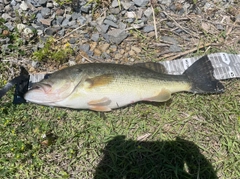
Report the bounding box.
[183,55,224,94]
[88,97,112,111]
[145,88,171,102]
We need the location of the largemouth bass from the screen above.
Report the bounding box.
[24,56,224,111]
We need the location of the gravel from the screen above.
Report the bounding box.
[0,0,239,71]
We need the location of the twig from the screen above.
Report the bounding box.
[55,24,87,42]
[161,42,222,61]
[150,0,158,40]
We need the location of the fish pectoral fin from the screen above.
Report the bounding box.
[87,97,112,111]
[145,88,171,102]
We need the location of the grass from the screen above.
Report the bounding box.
[0,75,239,178]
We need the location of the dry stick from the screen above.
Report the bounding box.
[162,43,222,61]
[55,24,87,42]
[162,11,199,39]
[150,2,158,40]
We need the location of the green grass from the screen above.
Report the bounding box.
[0,75,239,178]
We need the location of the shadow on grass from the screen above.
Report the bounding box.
[94,136,217,179]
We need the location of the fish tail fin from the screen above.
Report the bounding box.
[183,55,224,93]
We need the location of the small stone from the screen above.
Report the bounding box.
[56,16,64,25]
[119,22,127,30]
[23,26,35,38]
[1,13,11,20]
[166,22,174,28]
[143,25,154,33]
[104,19,118,28]
[106,15,117,22]
[20,1,28,11]
[99,24,109,33]
[111,0,119,8]
[72,12,81,20]
[41,8,51,19]
[31,61,39,68]
[81,4,92,13]
[126,11,136,18]
[161,36,178,44]
[108,29,128,45]
[55,9,64,16]
[77,16,86,25]
[133,0,149,7]
[144,7,152,17]
[39,0,47,5]
[68,20,76,26]
[10,0,16,6]
[46,2,53,8]
[91,33,99,42]
[216,24,225,31]
[4,22,14,31]
[109,7,120,14]
[57,29,65,36]
[121,2,132,10]
[17,23,26,32]
[44,27,61,35]
[100,43,110,52]
[80,44,90,52]
[148,31,155,37]
[131,46,141,53]
[40,18,52,26]
[114,53,123,59]
[61,18,70,27]
[160,0,171,6]
[69,38,76,44]
[94,48,102,56]
[128,50,135,56]
[169,44,181,53]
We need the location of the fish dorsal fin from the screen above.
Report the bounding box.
[145,88,171,102]
[133,62,167,74]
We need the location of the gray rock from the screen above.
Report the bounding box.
[81,4,92,13]
[169,44,181,53]
[1,13,11,20]
[166,22,174,28]
[77,16,86,25]
[68,20,77,27]
[0,37,10,44]
[36,12,43,21]
[125,18,135,23]
[57,29,65,36]
[121,1,132,10]
[161,36,178,44]
[72,12,81,20]
[104,19,118,28]
[144,7,152,17]
[44,27,61,36]
[119,22,127,29]
[99,24,109,33]
[108,29,128,45]
[87,50,94,56]
[91,33,99,42]
[20,1,28,10]
[143,25,154,33]
[46,2,53,8]
[236,14,240,22]
[134,0,149,7]
[69,38,76,44]
[31,61,39,68]
[41,8,51,18]
[4,22,14,31]
[39,0,47,5]
[159,0,171,6]
[216,24,225,31]
[109,7,120,14]
[10,0,16,6]
[106,15,117,22]
[61,15,72,27]
[80,44,90,52]
[111,0,119,8]
[56,16,64,25]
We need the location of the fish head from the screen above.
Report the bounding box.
[24,66,84,105]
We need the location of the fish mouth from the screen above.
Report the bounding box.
[24,83,56,104]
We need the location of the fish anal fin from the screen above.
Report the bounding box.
[85,74,114,89]
[145,88,171,102]
[133,62,167,74]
